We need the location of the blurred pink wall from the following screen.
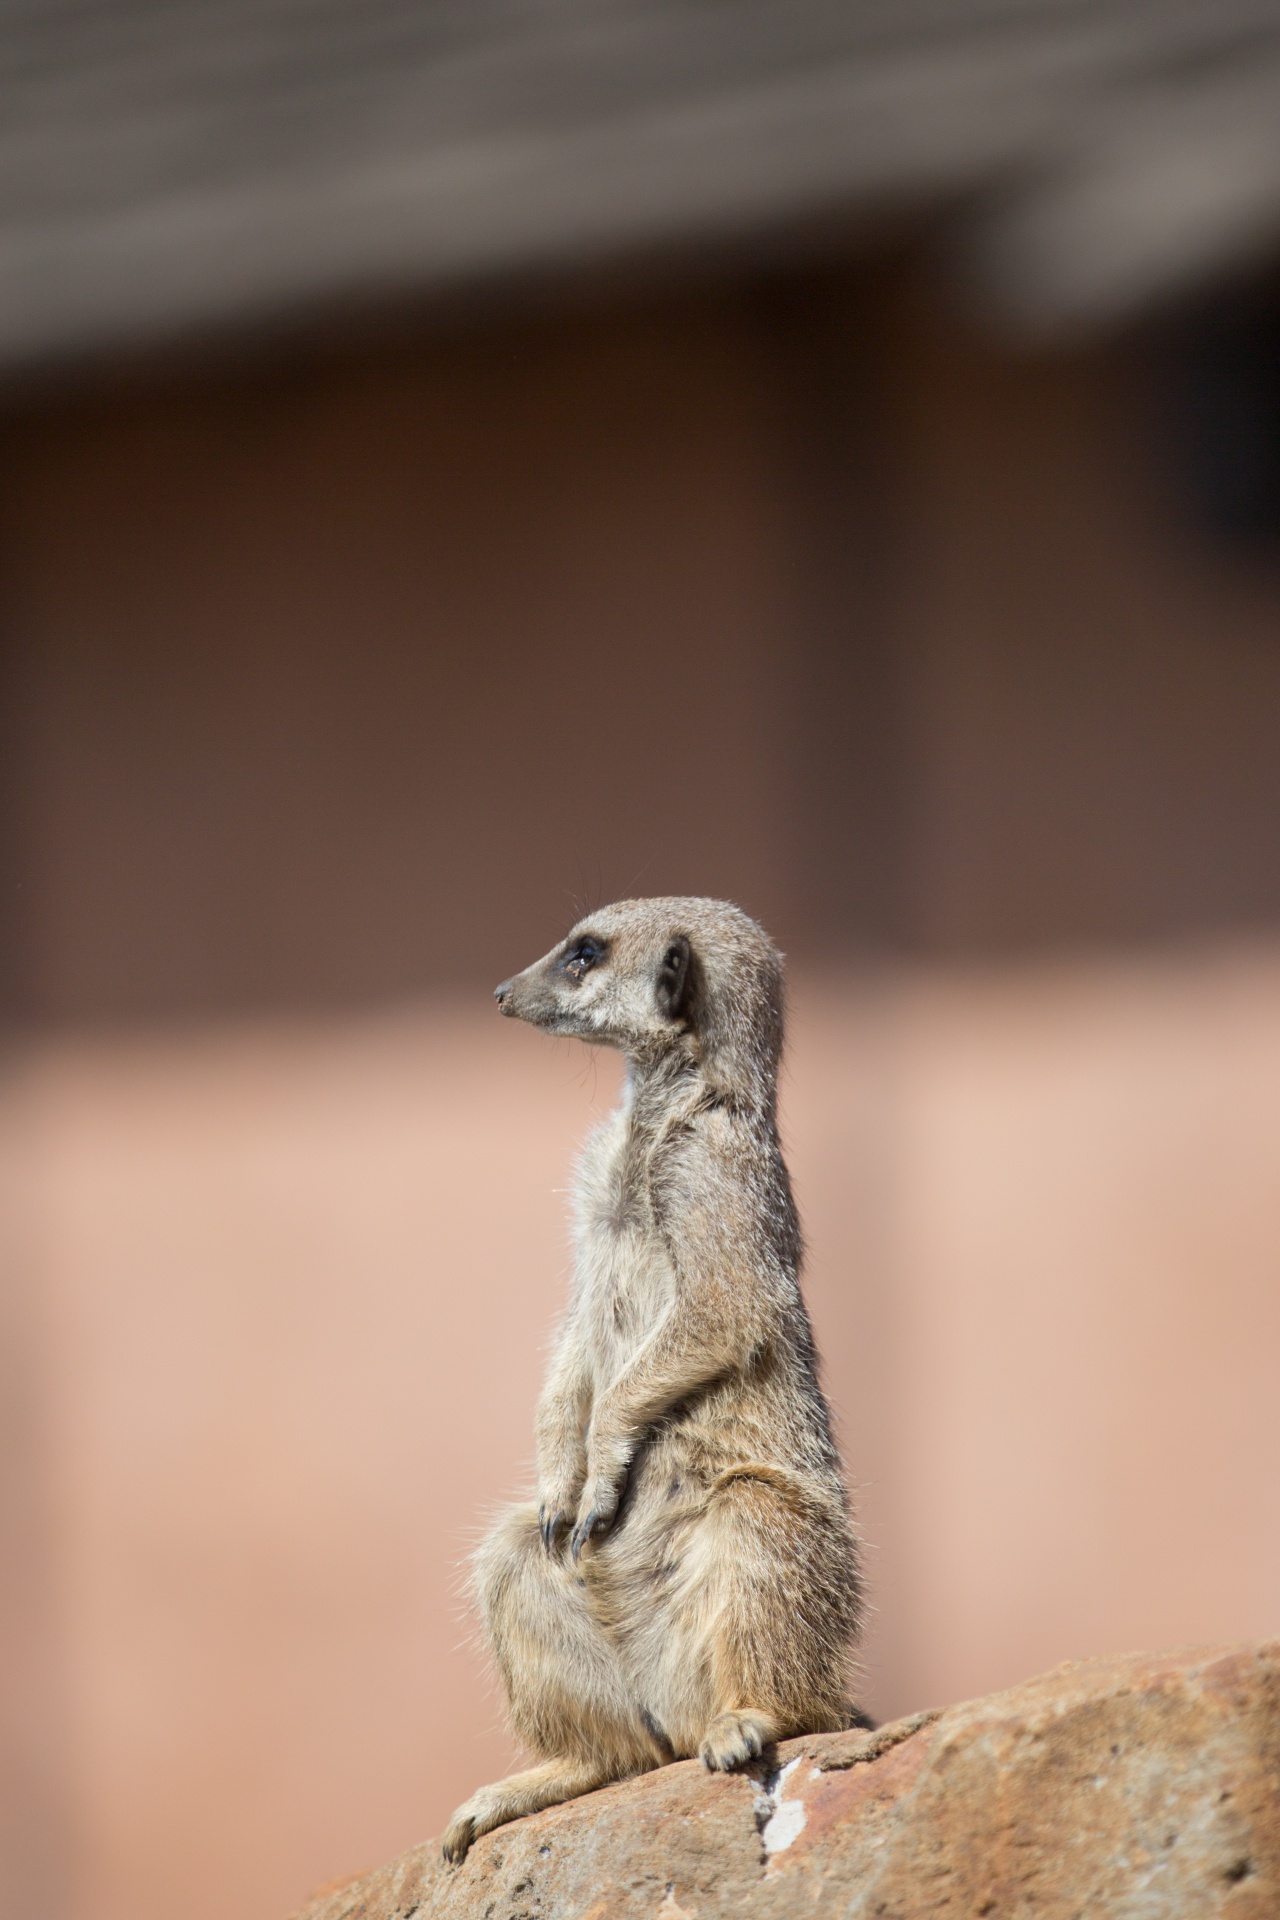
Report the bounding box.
[1,258,1279,1920]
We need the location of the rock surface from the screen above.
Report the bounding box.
[294,1642,1280,1919]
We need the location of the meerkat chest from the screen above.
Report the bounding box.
[574,1121,674,1381]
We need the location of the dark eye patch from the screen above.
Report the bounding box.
[563,936,605,982]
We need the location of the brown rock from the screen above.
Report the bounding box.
[293,1643,1280,1919]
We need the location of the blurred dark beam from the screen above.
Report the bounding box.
[4,2,1280,371]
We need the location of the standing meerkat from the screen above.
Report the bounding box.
[442,896,863,1864]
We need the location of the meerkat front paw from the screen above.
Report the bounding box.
[537,1501,569,1553]
[700,1709,772,1771]
[569,1474,622,1559]
[537,1470,587,1553]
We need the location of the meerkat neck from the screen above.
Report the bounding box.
[623,1045,776,1130]
[623,1052,697,1111]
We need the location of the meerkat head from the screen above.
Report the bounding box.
[494,897,785,1100]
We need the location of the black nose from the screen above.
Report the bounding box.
[494,979,511,1006]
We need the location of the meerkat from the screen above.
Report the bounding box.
[441,896,863,1865]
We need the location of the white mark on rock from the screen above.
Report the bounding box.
[758,1756,808,1858]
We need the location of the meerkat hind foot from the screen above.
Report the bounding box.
[699,1708,776,1772]
[441,1756,620,1866]
[440,1809,476,1867]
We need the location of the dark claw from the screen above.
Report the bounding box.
[441,1817,474,1865]
[570,1510,602,1561]
[538,1505,566,1553]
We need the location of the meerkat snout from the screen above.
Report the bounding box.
[493,912,710,1055]
[491,931,608,1031]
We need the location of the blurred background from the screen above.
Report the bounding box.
[2,2,1280,1916]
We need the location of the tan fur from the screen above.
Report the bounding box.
[442,898,862,1864]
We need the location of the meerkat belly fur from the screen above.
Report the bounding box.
[442,897,862,1864]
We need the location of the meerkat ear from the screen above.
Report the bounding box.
[656,935,694,1023]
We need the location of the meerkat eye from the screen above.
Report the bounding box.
[563,937,603,982]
